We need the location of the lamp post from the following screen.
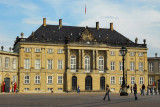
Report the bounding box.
[120,46,128,96]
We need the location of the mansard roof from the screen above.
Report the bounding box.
[14,24,147,48]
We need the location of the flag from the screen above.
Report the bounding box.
[85,5,86,15]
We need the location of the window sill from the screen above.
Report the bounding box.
[57,83,63,85]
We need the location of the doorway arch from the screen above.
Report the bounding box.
[72,76,77,90]
[85,76,92,90]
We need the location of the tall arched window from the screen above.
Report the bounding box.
[70,56,76,71]
[99,56,104,72]
[85,56,90,72]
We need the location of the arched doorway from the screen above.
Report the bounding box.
[85,76,92,90]
[72,76,77,90]
[100,76,105,90]
[4,77,10,92]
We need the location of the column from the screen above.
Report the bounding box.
[82,50,84,69]
[96,50,98,70]
[93,50,95,70]
[106,50,109,71]
[79,50,81,69]
[68,49,70,69]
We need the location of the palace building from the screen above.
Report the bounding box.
[12,18,148,93]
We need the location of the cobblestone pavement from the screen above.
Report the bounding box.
[0,92,159,107]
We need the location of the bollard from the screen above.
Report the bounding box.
[148,90,150,95]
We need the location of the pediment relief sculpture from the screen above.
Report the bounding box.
[80,29,96,42]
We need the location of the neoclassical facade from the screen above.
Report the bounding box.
[12,18,148,93]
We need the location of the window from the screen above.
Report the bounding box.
[48,88,53,92]
[48,49,53,53]
[119,77,123,85]
[85,56,90,72]
[0,75,2,84]
[99,56,104,71]
[58,88,62,91]
[119,62,123,71]
[139,62,143,71]
[139,77,144,85]
[139,52,143,56]
[110,77,115,84]
[24,48,30,52]
[47,76,52,84]
[24,88,29,91]
[24,59,30,69]
[111,61,115,71]
[35,59,40,69]
[149,62,153,72]
[35,48,41,52]
[58,76,63,84]
[58,49,63,53]
[12,58,16,69]
[48,59,53,69]
[149,77,154,85]
[0,57,1,68]
[24,75,30,84]
[5,57,9,68]
[13,75,16,84]
[131,77,135,85]
[58,60,63,70]
[70,56,76,71]
[110,51,115,55]
[130,52,135,56]
[35,88,40,91]
[130,62,135,71]
[35,75,40,84]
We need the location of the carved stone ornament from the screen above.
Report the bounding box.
[5,73,10,77]
[36,54,40,57]
[25,54,30,57]
[81,29,95,41]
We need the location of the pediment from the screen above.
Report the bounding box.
[80,29,96,42]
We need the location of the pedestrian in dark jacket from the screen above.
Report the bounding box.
[103,84,110,101]
[142,84,145,95]
[133,83,138,100]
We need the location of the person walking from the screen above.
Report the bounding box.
[103,84,110,101]
[133,83,138,100]
[142,84,145,95]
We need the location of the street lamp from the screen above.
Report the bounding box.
[120,46,128,96]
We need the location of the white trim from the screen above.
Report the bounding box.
[24,75,30,84]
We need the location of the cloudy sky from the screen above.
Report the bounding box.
[0,0,160,56]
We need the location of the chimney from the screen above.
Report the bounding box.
[96,22,99,30]
[21,32,24,38]
[59,19,62,28]
[155,53,158,58]
[110,23,113,31]
[43,18,46,27]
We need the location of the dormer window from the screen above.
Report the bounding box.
[139,52,143,56]
[110,51,115,56]
[24,48,30,52]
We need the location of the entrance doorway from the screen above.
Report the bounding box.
[72,76,77,90]
[158,80,160,92]
[4,77,10,92]
[85,76,92,90]
[100,76,105,90]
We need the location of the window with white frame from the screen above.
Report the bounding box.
[47,76,52,84]
[5,57,9,68]
[48,49,53,53]
[110,51,115,55]
[99,56,104,71]
[85,56,90,72]
[35,75,40,84]
[139,52,143,56]
[148,62,153,72]
[35,59,40,69]
[0,75,2,84]
[149,77,154,85]
[24,59,30,69]
[139,62,143,71]
[111,61,115,71]
[119,77,123,85]
[130,62,135,71]
[12,75,16,84]
[110,77,115,84]
[47,59,53,69]
[57,49,63,53]
[119,62,123,71]
[24,88,29,91]
[139,77,144,85]
[24,75,30,84]
[130,52,135,56]
[35,48,41,52]
[24,48,30,52]
[58,60,63,70]
[35,88,40,91]
[131,77,135,85]
[70,56,76,71]
[58,76,63,84]
[0,57,2,68]
[12,58,16,69]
